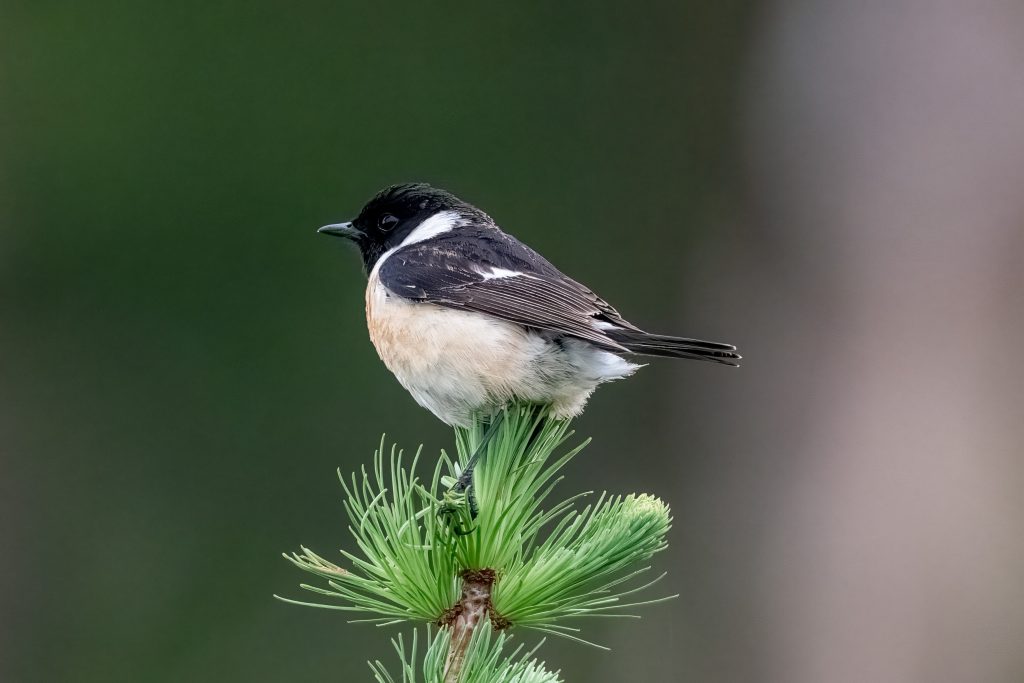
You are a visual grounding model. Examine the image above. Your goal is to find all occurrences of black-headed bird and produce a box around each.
[319,183,739,429]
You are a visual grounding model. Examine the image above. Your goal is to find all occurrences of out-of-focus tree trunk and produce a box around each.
[690,3,1024,682]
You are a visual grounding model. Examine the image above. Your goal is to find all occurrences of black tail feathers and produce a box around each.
[607,329,741,366]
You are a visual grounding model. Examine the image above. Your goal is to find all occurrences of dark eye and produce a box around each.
[379,214,399,231]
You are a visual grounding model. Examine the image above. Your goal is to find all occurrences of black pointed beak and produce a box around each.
[317,222,363,240]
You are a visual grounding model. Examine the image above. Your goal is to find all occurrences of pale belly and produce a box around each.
[364,275,638,426]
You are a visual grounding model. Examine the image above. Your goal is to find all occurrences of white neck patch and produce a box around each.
[370,210,462,280]
[399,210,461,248]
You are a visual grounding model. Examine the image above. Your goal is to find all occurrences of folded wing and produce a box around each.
[377,232,636,352]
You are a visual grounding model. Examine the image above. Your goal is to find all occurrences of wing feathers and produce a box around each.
[377,232,739,364]
[379,234,634,351]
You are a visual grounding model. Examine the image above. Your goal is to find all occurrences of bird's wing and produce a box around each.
[377,231,639,351]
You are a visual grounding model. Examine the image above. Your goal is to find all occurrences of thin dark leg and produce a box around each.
[438,411,506,534]
[450,410,505,495]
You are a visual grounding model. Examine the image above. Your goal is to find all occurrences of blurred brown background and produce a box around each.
[3,2,1023,682]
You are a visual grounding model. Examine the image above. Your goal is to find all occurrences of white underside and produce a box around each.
[365,276,640,427]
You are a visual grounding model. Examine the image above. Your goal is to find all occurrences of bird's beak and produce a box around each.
[317,221,364,240]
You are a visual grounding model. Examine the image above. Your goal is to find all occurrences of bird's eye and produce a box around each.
[379,214,399,231]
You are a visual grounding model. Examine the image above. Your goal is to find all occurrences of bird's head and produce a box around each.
[319,183,469,272]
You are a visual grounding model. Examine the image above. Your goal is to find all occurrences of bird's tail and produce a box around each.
[607,329,741,366]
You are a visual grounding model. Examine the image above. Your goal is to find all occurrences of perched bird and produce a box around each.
[319,183,739,428]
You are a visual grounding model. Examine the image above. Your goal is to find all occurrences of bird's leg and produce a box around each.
[438,411,505,534]
[451,409,505,497]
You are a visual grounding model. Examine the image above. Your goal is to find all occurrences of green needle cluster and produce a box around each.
[281,442,460,623]
[369,628,562,683]
[280,403,673,680]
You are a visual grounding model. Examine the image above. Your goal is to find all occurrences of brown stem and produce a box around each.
[443,569,496,683]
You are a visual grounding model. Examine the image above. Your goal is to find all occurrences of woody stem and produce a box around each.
[443,569,496,683]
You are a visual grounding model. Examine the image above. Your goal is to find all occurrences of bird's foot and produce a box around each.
[438,484,478,535]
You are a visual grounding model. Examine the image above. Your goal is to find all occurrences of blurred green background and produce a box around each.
[6,3,1024,683]
[2,3,752,682]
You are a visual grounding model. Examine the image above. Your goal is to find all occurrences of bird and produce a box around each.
[318,183,740,429]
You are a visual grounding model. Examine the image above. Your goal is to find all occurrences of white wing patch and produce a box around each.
[476,267,527,281]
